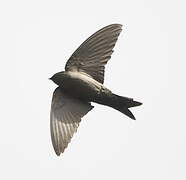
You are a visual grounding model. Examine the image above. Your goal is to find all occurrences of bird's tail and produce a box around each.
[108,93,142,120]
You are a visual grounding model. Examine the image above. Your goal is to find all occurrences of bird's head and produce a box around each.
[49,71,65,86]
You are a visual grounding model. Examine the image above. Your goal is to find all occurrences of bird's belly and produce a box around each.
[61,72,103,100]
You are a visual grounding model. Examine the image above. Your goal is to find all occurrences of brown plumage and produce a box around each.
[49,24,142,156]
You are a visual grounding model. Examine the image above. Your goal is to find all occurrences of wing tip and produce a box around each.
[106,23,123,29]
[107,23,122,27]
[53,144,67,156]
[55,151,61,156]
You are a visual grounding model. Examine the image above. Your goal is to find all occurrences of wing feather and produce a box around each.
[65,24,122,84]
[50,87,94,155]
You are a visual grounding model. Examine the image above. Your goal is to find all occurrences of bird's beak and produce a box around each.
[49,77,51,80]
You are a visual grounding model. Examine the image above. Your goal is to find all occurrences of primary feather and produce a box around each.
[65,24,122,84]
[50,87,93,155]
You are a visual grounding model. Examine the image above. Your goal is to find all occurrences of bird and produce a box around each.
[49,24,142,156]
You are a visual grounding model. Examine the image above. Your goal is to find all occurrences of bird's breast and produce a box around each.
[61,71,105,100]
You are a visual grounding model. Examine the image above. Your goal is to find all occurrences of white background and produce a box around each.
[0,0,186,179]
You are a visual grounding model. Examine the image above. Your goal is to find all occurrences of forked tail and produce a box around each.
[108,93,142,120]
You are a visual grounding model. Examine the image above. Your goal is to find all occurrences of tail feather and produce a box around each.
[118,107,136,120]
[121,97,142,108]
[109,94,142,120]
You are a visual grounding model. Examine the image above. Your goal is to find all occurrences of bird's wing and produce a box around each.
[50,87,94,156]
[65,24,122,84]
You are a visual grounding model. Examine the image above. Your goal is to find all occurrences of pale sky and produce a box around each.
[0,0,186,179]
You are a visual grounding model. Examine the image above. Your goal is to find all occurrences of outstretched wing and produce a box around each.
[50,87,94,156]
[65,24,122,84]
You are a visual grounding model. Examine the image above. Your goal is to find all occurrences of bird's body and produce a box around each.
[49,24,142,155]
[53,71,106,101]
